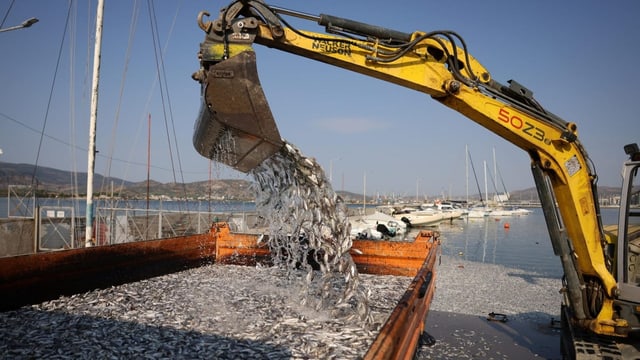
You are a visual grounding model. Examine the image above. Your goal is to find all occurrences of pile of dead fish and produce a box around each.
[0,264,410,359]
[250,141,369,323]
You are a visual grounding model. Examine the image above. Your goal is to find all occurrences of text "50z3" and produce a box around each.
[498,108,546,143]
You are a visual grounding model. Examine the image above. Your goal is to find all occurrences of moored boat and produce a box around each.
[488,206,533,217]
[349,211,407,239]
[392,207,444,227]
[466,205,491,218]
[435,202,464,220]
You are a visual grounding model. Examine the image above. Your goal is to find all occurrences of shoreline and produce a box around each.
[418,310,561,359]
[416,254,563,359]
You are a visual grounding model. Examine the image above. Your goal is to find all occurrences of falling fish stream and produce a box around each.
[249,140,370,324]
[210,130,370,322]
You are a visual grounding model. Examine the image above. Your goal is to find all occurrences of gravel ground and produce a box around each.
[0,254,563,359]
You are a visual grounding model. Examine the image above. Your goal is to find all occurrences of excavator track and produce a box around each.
[561,305,640,359]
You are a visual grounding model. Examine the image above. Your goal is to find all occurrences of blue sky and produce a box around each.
[1,1,638,199]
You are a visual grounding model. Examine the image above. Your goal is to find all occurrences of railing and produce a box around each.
[1,202,261,256]
[39,206,75,251]
[91,207,261,245]
[7,185,35,218]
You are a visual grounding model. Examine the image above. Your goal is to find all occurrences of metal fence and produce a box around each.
[56,207,261,249]
[2,196,261,255]
[91,207,260,245]
[7,185,35,218]
[39,206,76,251]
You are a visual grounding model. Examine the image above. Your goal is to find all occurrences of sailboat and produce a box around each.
[465,145,490,218]
[487,147,531,217]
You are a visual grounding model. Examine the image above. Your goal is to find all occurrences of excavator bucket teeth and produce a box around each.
[193,50,283,173]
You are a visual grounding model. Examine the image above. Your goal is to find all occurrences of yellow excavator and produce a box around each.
[191,1,640,358]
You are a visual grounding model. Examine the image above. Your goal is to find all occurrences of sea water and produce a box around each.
[431,207,621,278]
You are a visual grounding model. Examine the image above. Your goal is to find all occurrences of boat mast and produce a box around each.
[465,145,469,204]
[493,147,497,202]
[467,146,484,205]
[483,160,488,206]
[85,0,105,247]
[363,171,366,213]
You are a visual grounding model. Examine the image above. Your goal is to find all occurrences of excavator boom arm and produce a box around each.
[192,1,629,338]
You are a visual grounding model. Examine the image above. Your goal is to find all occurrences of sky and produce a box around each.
[1,1,639,199]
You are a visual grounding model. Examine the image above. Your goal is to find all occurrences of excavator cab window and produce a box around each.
[618,158,640,303]
[626,163,640,240]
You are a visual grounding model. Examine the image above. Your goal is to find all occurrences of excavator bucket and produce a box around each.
[193,50,283,173]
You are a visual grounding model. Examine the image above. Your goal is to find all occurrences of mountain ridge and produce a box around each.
[0,161,621,203]
[0,161,254,200]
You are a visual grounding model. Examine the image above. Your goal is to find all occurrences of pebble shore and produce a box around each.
[0,254,563,359]
[431,254,562,319]
[418,254,563,359]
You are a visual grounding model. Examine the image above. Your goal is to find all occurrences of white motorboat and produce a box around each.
[488,207,516,217]
[349,211,406,239]
[392,208,444,227]
[435,203,465,220]
[350,226,383,240]
[488,206,533,217]
[466,205,491,218]
[512,207,533,215]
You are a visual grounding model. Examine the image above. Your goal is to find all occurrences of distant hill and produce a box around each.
[0,162,254,200]
[507,185,621,203]
[121,179,254,200]
[0,162,135,192]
